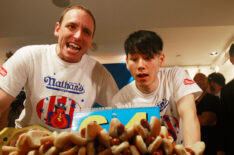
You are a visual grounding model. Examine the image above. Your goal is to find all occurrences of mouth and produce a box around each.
[137,73,149,80]
[66,42,82,51]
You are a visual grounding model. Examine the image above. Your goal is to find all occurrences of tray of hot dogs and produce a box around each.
[1,107,205,155]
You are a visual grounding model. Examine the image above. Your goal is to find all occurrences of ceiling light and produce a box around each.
[210,51,218,56]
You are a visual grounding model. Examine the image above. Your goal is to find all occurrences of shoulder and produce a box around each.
[82,55,103,68]
[18,44,53,51]
[159,66,185,76]
[80,55,115,83]
[158,66,189,83]
[111,82,134,107]
[15,44,54,56]
[113,82,134,98]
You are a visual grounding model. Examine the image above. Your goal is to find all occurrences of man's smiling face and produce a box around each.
[54,8,94,63]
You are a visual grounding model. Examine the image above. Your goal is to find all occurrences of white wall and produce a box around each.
[183,54,234,84]
[182,66,214,79]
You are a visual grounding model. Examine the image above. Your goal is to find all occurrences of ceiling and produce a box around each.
[1,0,234,67]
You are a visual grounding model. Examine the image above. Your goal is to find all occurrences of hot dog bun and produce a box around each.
[129,145,140,155]
[111,141,130,155]
[149,116,161,137]
[148,135,163,154]
[97,129,111,148]
[135,135,148,154]
[86,121,103,141]
[109,118,123,138]
[54,132,87,149]
[134,121,150,139]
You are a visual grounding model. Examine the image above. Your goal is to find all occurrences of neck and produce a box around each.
[136,78,159,94]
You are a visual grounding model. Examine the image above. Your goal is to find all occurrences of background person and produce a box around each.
[111,30,202,147]
[193,73,220,155]
[218,44,234,155]
[207,72,226,98]
[0,5,118,132]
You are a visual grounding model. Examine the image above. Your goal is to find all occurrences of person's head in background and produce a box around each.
[207,72,225,97]
[54,5,96,63]
[229,44,234,65]
[124,30,165,93]
[193,73,208,92]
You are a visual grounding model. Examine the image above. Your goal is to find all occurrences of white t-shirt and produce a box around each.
[111,67,202,144]
[0,44,119,132]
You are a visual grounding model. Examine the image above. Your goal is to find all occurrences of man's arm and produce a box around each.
[0,88,15,130]
[177,93,200,147]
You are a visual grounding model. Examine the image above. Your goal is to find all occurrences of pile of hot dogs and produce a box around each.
[2,117,205,155]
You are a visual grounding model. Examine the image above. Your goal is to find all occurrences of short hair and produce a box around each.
[124,30,163,58]
[208,72,225,87]
[229,44,234,57]
[59,5,96,36]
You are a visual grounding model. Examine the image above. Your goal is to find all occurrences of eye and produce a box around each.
[130,57,138,62]
[145,56,152,61]
[83,28,91,36]
[67,24,76,30]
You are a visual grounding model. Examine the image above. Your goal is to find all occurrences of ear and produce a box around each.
[159,53,165,67]
[230,57,234,65]
[126,56,130,70]
[88,41,93,49]
[54,22,60,37]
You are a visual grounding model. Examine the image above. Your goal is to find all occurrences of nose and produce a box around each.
[137,58,146,71]
[74,29,82,40]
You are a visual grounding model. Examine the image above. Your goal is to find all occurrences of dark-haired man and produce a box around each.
[111,30,202,147]
[207,72,225,98]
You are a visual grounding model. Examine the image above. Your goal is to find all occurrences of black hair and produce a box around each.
[208,72,225,87]
[124,30,163,58]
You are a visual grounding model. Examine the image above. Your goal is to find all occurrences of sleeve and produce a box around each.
[95,64,119,107]
[172,67,202,102]
[0,46,31,97]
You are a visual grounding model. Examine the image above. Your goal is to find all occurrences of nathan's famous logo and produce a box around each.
[36,96,81,129]
[158,98,169,112]
[44,76,85,94]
